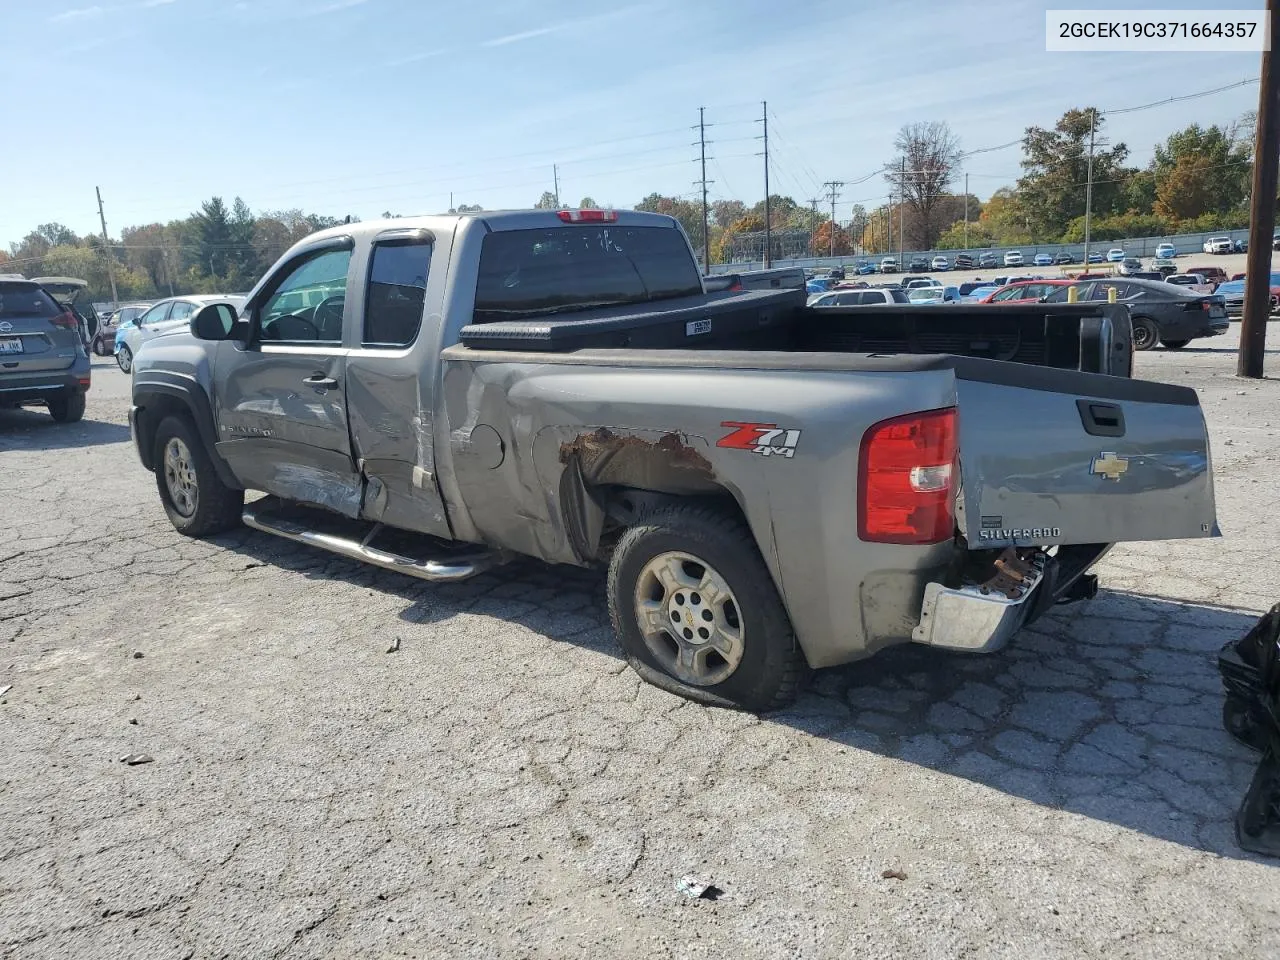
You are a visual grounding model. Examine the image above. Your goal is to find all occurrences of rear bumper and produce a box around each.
[0,359,90,405]
[911,544,1111,653]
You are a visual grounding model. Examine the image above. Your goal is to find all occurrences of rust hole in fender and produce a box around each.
[559,427,716,492]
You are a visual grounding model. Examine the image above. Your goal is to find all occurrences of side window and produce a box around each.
[363,241,432,347]
[168,301,197,323]
[258,248,351,344]
[991,287,1020,302]
[138,302,172,326]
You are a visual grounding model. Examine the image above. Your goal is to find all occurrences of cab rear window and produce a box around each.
[473,225,701,323]
[0,283,60,319]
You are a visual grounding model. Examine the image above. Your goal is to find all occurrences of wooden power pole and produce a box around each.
[1239,0,1279,378]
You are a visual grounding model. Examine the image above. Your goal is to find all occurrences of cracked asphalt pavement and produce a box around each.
[3,330,1280,959]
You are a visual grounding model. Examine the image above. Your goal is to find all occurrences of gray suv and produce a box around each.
[0,279,91,422]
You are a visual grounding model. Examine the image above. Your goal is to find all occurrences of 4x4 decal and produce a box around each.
[717,421,802,458]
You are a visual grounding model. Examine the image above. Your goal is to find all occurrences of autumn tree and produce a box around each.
[809,221,853,257]
[1152,123,1250,221]
[884,121,962,250]
[711,199,745,229]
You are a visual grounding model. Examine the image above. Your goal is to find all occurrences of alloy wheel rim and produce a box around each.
[163,437,198,517]
[633,551,744,687]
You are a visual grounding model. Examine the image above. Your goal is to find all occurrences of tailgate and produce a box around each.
[952,359,1217,546]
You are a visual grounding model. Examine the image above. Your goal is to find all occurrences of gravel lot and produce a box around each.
[3,327,1280,959]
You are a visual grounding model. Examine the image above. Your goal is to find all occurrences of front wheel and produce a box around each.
[607,503,807,712]
[1131,316,1159,351]
[1161,339,1189,350]
[116,345,133,373]
[152,415,243,537]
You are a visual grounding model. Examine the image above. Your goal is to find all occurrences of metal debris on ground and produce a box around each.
[132,651,144,659]
[881,869,908,881]
[120,753,154,766]
[0,684,11,698]
[386,637,402,654]
[676,875,724,900]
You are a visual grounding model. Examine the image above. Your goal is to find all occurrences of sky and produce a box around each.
[0,0,1266,248]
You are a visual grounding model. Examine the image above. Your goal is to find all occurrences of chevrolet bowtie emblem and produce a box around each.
[1091,451,1129,481]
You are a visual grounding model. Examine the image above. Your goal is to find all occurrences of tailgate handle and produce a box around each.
[1076,399,1125,437]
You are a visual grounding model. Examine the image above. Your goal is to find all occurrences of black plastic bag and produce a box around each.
[1224,603,1280,857]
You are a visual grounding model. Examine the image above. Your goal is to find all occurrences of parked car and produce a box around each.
[1105,248,1125,263]
[1233,237,1249,253]
[1087,252,1104,264]
[33,276,101,348]
[1212,274,1280,318]
[980,279,1074,304]
[953,253,975,270]
[806,278,833,295]
[1166,273,1210,290]
[812,288,910,306]
[0,277,91,422]
[930,256,949,271]
[1044,277,1229,350]
[879,257,898,273]
[129,209,1218,710]
[960,285,1000,302]
[1151,258,1178,275]
[1033,253,1053,267]
[1203,236,1233,255]
[1273,232,1280,251]
[1053,251,1077,264]
[1183,265,1229,289]
[903,277,935,289]
[1119,258,1144,276]
[905,285,960,303]
[1003,250,1024,267]
[957,281,990,296]
[92,301,151,356]
[907,257,930,272]
[1127,272,1165,282]
[856,260,878,275]
[1155,242,1176,259]
[977,252,999,268]
[115,295,247,374]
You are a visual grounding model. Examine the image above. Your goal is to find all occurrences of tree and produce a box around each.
[884,121,963,250]
[634,193,707,254]
[228,197,260,283]
[534,191,559,209]
[809,221,852,256]
[194,197,233,279]
[1152,123,1250,221]
[847,205,869,249]
[578,196,597,208]
[121,223,169,291]
[1017,108,1129,239]
[36,223,79,248]
[711,199,745,229]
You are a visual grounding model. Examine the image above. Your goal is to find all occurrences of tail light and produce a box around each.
[858,408,958,544]
[557,209,617,223]
[51,311,78,329]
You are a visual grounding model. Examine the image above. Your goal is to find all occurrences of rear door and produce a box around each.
[952,361,1217,546]
[0,281,79,373]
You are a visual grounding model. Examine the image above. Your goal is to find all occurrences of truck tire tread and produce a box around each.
[153,414,243,538]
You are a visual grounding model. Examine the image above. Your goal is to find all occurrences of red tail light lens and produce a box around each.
[556,209,617,223]
[858,407,958,544]
[51,311,78,329]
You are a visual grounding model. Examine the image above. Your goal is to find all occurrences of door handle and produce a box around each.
[302,374,339,390]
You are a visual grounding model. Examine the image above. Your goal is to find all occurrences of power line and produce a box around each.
[1104,78,1260,116]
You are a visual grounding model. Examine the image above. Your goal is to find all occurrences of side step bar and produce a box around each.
[243,499,496,583]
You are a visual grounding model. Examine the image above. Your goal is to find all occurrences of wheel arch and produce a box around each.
[132,378,240,489]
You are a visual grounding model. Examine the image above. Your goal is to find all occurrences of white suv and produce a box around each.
[1003,250,1024,267]
[1203,236,1233,254]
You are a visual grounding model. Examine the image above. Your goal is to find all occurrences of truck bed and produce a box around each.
[458,290,1132,376]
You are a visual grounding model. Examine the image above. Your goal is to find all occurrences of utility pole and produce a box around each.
[823,180,844,258]
[1240,0,1278,378]
[95,186,119,308]
[1082,109,1097,273]
[898,158,906,263]
[696,106,713,274]
[963,172,970,251]
[552,165,560,208]
[161,248,175,297]
[755,101,772,267]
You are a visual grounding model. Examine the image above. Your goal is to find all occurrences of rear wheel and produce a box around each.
[152,415,243,537]
[608,502,807,712]
[1131,316,1159,351]
[91,337,106,356]
[47,390,85,423]
[1161,339,1189,350]
[116,345,133,373]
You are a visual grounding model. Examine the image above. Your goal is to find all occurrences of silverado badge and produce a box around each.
[1091,451,1129,481]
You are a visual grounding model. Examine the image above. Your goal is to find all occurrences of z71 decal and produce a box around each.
[718,421,802,458]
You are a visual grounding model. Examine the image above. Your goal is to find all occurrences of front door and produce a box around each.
[214,243,363,517]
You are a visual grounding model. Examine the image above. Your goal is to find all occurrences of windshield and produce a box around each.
[0,282,61,319]
[473,225,700,322]
[908,288,942,302]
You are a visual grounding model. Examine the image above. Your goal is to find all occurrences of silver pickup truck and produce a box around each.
[130,209,1218,711]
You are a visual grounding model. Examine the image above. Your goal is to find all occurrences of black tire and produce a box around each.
[1161,339,1189,350]
[116,345,133,373]
[47,390,86,423]
[607,502,807,712]
[91,337,105,357]
[1131,316,1159,351]
[152,414,243,537]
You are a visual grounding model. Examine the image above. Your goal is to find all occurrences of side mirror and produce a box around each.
[191,303,240,341]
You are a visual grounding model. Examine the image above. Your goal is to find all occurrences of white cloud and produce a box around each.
[481,25,561,48]
[50,6,106,22]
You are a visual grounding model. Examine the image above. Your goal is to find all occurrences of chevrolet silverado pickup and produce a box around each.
[129,209,1218,711]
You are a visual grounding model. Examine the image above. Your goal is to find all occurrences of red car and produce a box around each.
[980,279,1075,304]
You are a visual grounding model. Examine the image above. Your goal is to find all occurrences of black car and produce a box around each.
[953,253,975,270]
[1044,277,1229,350]
[978,252,999,268]
[1053,251,1077,264]
[907,257,929,272]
